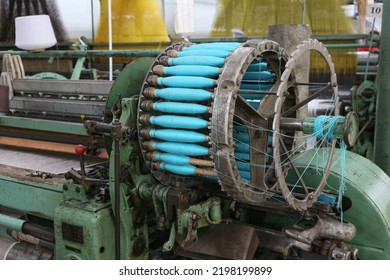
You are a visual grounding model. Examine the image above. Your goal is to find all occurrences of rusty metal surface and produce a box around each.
[178,223,259,260]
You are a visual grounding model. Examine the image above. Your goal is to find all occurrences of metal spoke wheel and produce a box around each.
[272,39,339,211]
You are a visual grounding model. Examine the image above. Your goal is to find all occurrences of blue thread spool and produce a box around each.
[153,152,192,165]
[233,133,249,143]
[152,102,209,115]
[235,152,250,161]
[240,83,273,91]
[240,94,265,100]
[237,161,251,172]
[167,56,225,67]
[158,162,196,176]
[248,101,260,109]
[149,141,209,156]
[235,142,250,153]
[154,65,221,77]
[182,42,240,52]
[243,71,274,81]
[175,50,230,58]
[239,170,251,181]
[145,88,212,101]
[233,125,248,132]
[149,115,208,130]
[247,62,270,72]
[148,128,208,143]
[155,76,217,89]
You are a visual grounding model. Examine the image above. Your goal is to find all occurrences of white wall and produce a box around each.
[55,0,100,40]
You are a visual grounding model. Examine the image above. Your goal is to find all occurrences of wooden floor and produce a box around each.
[0,146,105,174]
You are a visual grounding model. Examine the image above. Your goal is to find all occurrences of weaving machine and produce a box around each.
[0,36,388,260]
[0,0,389,260]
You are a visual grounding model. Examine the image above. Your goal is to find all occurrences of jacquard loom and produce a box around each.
[0,0,389,260]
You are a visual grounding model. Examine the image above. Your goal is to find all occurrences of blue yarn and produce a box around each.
[313,115,344,139]
[312,115,347,221]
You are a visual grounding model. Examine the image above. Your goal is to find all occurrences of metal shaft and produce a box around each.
[112,121,121,260]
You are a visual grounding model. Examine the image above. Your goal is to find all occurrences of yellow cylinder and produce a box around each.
[96,0,170,46]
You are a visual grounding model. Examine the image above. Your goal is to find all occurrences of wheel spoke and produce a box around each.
[282,83,332,117]
[235,95,267,126]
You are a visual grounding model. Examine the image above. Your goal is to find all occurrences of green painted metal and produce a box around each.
[176,198,222,248]
[0,213,24,232]
[62,181,90,202]
[54,202,115,260]
[0,174,64,219]
[291,148,390,259]
[29,72,68,80]
[104,57,154,154]
[70,57,87,80]
[107,97,149,259]
[177,198,221,232]
[351,80,376,160]
[0,116,89,136]
[0,50,162,58]
[374,1,390,175]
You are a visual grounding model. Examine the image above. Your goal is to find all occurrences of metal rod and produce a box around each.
[279,138,309,195]
[112,121,121,260]
[356,116,374,140]
[0,50,162,58]
[0,213,24,232]
[282,83,332,117]
[91,0,95,43]
[293,82,330,86]
[108,0,113,81]
[279,117,303,131]
[238,90,277,95]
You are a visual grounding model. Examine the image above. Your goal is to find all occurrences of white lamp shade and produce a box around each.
[15,15,57,51]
